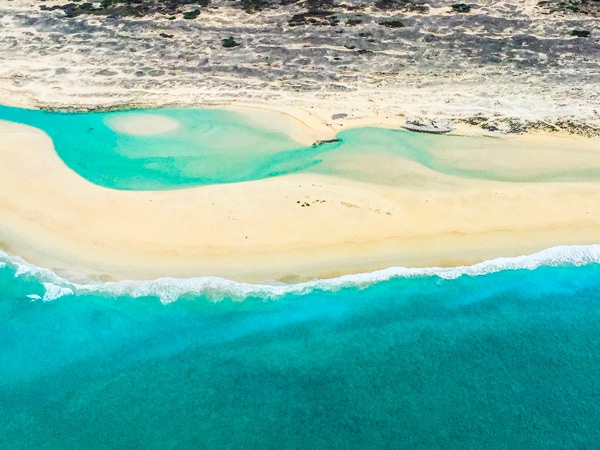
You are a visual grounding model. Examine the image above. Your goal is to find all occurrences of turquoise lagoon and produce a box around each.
[1,105,600,448]
[1,104,596,190]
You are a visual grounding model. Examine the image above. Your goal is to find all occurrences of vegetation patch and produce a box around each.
[289,10,339,26]
[241,0,268,13]
[374,0,429,14]
[571,29,591,37]
[183,9,200,19]
[379,19,404,28]
[451,3,471,13]
[537,0,600,17]
[222,36,241,48]
[45,0,212,19]
[345,16,363,26]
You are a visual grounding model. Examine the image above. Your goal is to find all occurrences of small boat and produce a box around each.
[401,120,454,134]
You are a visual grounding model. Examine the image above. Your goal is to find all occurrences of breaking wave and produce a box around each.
[1,245,599,304]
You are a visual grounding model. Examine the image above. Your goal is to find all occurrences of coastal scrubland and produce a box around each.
[0,0,598,133]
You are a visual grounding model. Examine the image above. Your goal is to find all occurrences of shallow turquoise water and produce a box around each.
[0,104,335,190]
[1,254,600,448]
[2,104,598,190]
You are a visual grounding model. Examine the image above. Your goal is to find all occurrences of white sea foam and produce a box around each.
[1,245,599,304]
[41,283,75,301]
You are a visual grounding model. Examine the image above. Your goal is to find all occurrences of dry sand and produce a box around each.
[0,106,599,284]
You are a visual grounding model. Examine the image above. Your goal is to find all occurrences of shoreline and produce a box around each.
[2,245,600,303]
[0,103,599,285]
[1,88,599,139]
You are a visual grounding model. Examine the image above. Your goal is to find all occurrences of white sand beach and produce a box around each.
[0,106,599,283]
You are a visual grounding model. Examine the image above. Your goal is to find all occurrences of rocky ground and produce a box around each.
[0,0,599,134]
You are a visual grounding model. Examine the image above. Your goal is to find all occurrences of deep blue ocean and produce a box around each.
[1,105,600,448]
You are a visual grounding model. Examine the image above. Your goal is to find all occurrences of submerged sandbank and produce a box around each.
[103,113,181,136]
[0,105,599,284]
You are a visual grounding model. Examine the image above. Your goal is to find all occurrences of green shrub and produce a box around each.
[183,9,200,19]
[379,19,404,28]
[452,3,471,12]
[222,36,240,48]
[571,29,591,37]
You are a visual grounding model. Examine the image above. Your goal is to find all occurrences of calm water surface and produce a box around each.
[2,104,597,190]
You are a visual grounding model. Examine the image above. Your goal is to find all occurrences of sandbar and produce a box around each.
[0,106,599,284]
[103,113,181,136]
